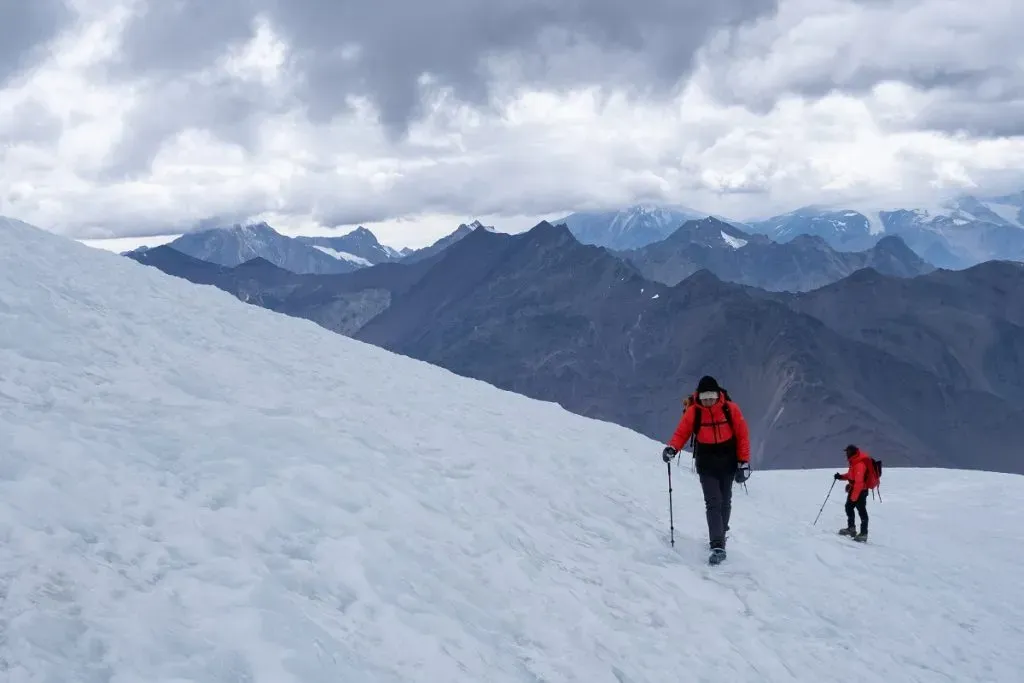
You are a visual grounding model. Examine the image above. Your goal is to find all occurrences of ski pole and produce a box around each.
[667,461,675,547]
[813,478,837,526]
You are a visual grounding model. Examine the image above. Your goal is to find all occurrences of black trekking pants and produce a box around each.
[845,491,869,533]
[699,471,734,549]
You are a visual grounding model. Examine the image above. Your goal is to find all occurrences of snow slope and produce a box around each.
[2,218,1023,682]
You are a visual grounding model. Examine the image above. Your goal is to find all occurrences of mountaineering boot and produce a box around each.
[708,548,727,565]
[838,527,856,536]
[853,531,868,543]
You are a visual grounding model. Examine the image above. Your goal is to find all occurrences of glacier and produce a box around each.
[1,217,1023,682]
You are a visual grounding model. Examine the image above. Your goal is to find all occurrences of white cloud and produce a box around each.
[2,0,1024,247]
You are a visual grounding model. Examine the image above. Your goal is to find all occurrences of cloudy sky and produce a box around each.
[2,0,1024,249]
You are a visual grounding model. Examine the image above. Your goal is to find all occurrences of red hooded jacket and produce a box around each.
[838,448,872,500]
[667,394,750,463]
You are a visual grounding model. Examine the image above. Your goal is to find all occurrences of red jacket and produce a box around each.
[667,394,750,463]
[839,449,872,499]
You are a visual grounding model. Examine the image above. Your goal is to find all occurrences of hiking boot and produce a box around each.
[838,527,856,536]
[853,532,868,543]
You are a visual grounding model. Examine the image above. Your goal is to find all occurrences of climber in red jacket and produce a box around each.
[662,375,751,560]
[835,444,873,542]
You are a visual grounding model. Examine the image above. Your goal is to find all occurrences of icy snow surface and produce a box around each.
[1,218,1023,682]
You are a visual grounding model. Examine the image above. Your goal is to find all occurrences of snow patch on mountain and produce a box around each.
[312,245,373,266]
[721,231,747,249]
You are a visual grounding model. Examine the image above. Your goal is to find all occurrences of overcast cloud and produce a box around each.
[2,0,1024,246]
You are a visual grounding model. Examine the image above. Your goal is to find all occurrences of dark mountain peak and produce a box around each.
[233,256,290,274]
[398,222,485,264]
[416,218,513,267]
[874,234,907,249]
[678,215,723,233]
[695,215,739,230]
[522,220,576,247]
[787,233,832,249]
[672,267,739,298]
[125,244,231,284]
[177,220,283,244]
[230,221,278,235]
[128,243,207,267]
[341,226,382,246]
[871,234,923,259]
[657,216,752,249]
[458,221,510,247]
[845,266,886,283]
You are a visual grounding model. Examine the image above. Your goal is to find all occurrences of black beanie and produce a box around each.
[845,444,858,458]
[696,375,720,394]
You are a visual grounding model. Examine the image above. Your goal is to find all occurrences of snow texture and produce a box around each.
[1,217,1023,682]
[720,230,747,249]
[312,244,374,266]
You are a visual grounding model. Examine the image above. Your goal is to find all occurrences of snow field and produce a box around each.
[0,218,1022,682]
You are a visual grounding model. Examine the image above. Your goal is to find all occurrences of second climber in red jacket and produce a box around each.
[835,444,872,542]
[662,375,751,561]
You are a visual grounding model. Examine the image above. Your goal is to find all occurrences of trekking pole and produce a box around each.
[812,479,837,526]
[667,461,675,547]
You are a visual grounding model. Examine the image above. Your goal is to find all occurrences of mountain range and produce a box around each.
[125,219,1024,474]
[551,194,1024,269]
[135,219,485,275]
[742,193,1024,269]
[121,188,1024,282]
[615,217,934,291]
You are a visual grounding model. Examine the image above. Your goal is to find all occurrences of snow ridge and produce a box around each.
[1,218,1023,682]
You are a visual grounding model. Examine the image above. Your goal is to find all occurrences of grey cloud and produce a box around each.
[0,0,73,85]
[915,77,1024,138]
[109,0,777,146]
[98,74,278,179]
[296,144,680,228]
[700,0,1024,137]
[0,98,62,144]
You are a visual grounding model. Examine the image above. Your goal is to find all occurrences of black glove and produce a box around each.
[834,472,843,481]
[662,446,677,462]
[735,462,751,483]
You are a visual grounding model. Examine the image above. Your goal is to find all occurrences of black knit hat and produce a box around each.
[845,444,858,458]
[696,375,720,394]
